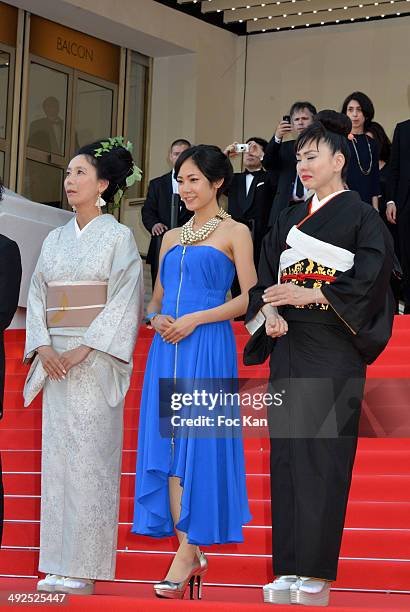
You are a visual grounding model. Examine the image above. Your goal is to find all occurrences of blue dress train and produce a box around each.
[132,245,251,545]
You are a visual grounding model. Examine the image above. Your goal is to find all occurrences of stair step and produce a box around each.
[1,549,409,590]
[2,447,409,475]
[4,471,410,503]
[5,495,410,530]
[4,520,410,560]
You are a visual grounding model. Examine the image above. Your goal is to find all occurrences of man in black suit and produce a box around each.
[0,181,22,547]
[386,119,410,313]
[142,139,193,288]
[263,101,317,227]
[224,137,277,298]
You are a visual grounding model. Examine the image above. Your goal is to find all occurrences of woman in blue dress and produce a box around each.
[132,145,257,600]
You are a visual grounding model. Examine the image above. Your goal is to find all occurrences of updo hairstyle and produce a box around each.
[174,144,234,199]
[295,110,352,180]
[77,140,134,204]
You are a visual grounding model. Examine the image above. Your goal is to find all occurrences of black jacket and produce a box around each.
[263,137,298,227]
[0,235,22,419]
[387,119,410,210]
[141,172,193,263]
[226,169,277,261]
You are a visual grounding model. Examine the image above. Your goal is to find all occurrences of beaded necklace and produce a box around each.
[180,208,231,245]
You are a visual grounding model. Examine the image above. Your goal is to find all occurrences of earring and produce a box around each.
[95,194,106,208]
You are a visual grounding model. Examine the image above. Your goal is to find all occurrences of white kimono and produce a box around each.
[24,214,144,580]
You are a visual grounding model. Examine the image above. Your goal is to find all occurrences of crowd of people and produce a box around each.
[143,92,409,314]
[0,90,407,607]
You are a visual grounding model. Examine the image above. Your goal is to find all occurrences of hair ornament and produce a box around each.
[94,136,133,157]
[93,136,142,209]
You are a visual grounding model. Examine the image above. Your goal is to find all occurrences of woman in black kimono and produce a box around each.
[244,111,395,607]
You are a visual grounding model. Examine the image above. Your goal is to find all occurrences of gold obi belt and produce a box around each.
[46,281,108,328]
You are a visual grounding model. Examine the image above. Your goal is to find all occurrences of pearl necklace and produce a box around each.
[180,208,231,245]
[351,134,373,176]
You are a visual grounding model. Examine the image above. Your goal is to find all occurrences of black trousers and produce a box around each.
[268,320,365,581]
[397,203,410,311]
[148,235,164,290]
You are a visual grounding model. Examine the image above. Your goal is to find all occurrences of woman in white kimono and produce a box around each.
[24,138,144,595]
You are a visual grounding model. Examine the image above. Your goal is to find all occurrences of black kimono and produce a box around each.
[0,234,22,547]
[244,190,394,581]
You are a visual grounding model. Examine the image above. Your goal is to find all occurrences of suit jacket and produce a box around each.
[141,172,193,263]
[263,137,298,227]
[387,119,410,210]
[226,169,277,262]
[0,235,22,419]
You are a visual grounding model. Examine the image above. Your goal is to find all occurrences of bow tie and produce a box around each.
[245,169,258,176]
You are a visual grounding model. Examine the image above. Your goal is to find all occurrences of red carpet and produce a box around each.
[1,318,410,609]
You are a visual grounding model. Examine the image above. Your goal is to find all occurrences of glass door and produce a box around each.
[23,57,117,208]
[0,43,15,186]
[73,75,116,149]
[24,58,71,207]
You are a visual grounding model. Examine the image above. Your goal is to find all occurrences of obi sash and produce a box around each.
[46,281,107,328]
[279,226,355,283]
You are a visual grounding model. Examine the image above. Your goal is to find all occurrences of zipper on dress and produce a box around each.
[171,246,186,462]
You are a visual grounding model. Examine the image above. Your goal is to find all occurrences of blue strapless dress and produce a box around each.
[132,245,251,545]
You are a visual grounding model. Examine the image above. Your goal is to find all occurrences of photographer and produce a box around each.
[263,101,316,227]
[224,137,277,298]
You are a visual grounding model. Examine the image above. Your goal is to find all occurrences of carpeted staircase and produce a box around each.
[1,318,410,610]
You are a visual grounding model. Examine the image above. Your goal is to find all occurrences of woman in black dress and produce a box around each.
[367,121,401,311]
[342,92,380,209]
[245,111,394,607]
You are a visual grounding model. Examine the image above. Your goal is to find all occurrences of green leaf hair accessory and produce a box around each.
[113,188,124,209]
[94,136,134,158]
[126,163,142,188]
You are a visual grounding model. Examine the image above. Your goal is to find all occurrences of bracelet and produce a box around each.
[145,312,159,326]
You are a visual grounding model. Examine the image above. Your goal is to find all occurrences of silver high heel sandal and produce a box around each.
[154,551,208,600]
